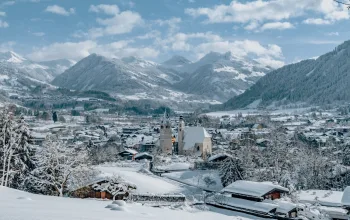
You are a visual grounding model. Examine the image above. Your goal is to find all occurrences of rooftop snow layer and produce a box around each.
[221,180,289,199]
[182,127,211,150]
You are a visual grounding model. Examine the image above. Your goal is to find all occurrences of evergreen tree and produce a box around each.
[0,110,33,188]
[219,157,244,187]
[52,112,58,123]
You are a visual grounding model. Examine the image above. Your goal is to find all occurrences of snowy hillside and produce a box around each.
[52,54,184,96]
[222,40,350,109]
[174,52,272,101]
[53,52,272,103]
[0,51,74,83]
[0,186,252,220]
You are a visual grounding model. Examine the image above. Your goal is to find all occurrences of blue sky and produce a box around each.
[0,0,349,68]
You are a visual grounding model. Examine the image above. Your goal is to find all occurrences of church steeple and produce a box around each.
[178,115,185,154]
[159,110,172,154]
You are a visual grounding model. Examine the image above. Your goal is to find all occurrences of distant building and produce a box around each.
[159,112,172,154]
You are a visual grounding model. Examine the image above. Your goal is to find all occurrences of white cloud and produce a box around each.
[303,18,331,25]
[89,4,142,38]
[28,41,97,61]
[89,4,119,15]
[185,0,349,25]
[244,21,259,30]
[1,1,15,7]
[27,40,159,62]
[161,32,222,51]
[0,20,9,28]
[0,41,15,52]
[154,17,182,34]
[92,42,159,59]
[0,12,6,17]
[260,22,294,31]
[194,40,282,59]
[308,40,342,44]
[326,32,339,36]
[72,30,89,39]
[136,30,161,40]
[254,57,285,69]
[32,32,45,37]
[45,5,75,16]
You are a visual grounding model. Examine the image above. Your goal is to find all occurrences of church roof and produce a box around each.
[183,127,211,150]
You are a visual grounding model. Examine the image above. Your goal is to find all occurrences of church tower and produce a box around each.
[159,111,173,154]
[177,115,185,155]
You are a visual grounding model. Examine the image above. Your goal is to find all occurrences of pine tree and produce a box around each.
[0,110,33,188]
[52,112,58,123]
[219,157,244,187]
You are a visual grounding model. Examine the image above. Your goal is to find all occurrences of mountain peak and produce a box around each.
[163,55,191,66]
[0,51,26,63]
[121,56,157,68]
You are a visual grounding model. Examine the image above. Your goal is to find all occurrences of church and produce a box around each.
[159,114,212,159]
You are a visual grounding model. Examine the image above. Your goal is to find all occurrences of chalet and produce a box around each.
[220,180,289,202]
[134,152,153,161]
[119,149,138,160]
[69,177,136,200]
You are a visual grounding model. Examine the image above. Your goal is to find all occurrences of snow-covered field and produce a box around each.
[163,170,223,192]
[0,186,253,220]
[96,164,182,195]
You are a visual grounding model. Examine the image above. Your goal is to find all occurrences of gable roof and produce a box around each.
[342,186,350,207]
[183,127,211,150]
[221,180,289,199]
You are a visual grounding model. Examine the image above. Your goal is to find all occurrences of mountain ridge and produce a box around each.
[220,40,350,110]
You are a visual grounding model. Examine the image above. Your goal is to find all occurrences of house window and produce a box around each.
[197,146,200,151]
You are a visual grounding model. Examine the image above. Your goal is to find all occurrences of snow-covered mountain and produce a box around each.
[38,59,76,78]
[52,52,273,103]
[174,52,273,101]
[222,40,350,109]
[52,54,184,96]
[0,51,75,82]
[162,55,192,67]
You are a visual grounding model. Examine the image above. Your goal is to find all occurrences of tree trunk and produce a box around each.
[4,150,13,187]
[1,123,7,186]
[1,150,7,186]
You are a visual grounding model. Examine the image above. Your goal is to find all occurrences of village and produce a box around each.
[0,103,344,220]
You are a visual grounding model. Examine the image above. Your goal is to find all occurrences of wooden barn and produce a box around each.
[69,178,136,200]
[220,180,289,202]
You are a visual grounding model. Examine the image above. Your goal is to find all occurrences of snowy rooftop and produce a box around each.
[298,190,343,207]
[341,186,350,207]
[182,127,211,150]
[207,153,232,162]
[221,180,289,199]
[212,195,278,214]
[134,152,152,159]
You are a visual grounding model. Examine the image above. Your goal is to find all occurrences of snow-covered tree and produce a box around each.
[93,175,136,200]
[0,109,33,188]
[28,136,89,196]
[219,157,244,187]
